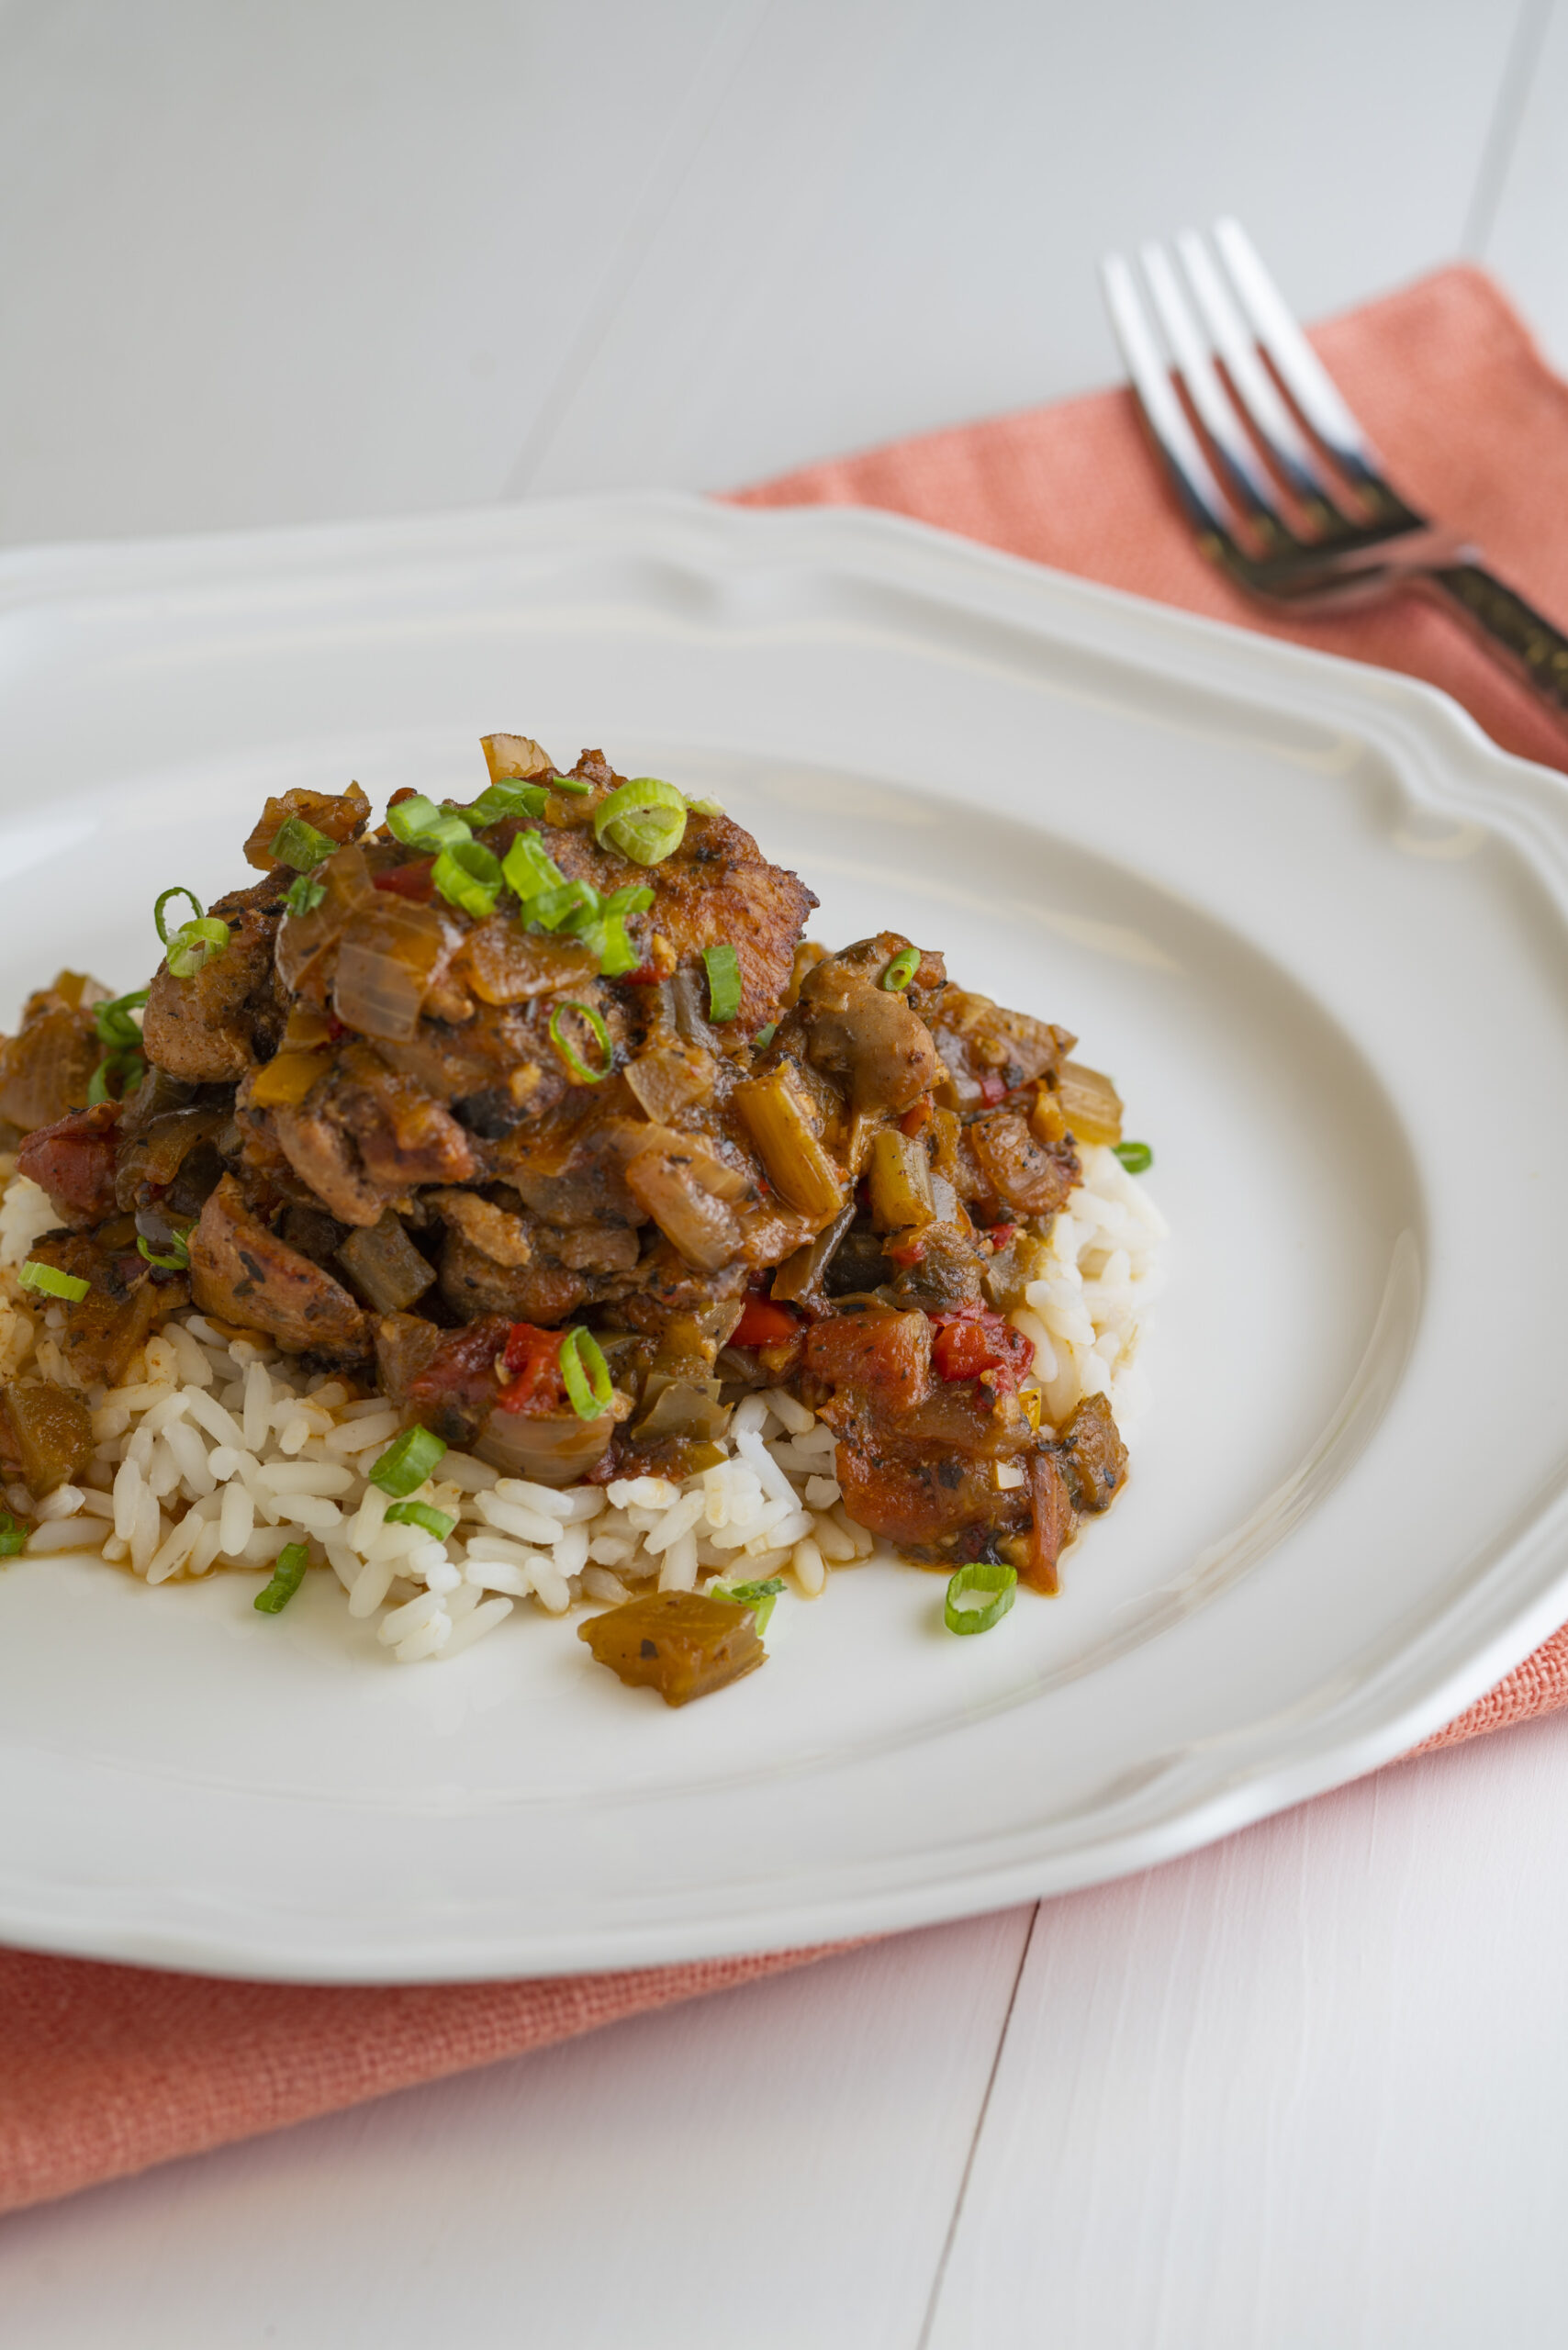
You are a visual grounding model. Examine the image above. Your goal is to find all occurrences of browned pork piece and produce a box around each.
[0,732,1137,1630]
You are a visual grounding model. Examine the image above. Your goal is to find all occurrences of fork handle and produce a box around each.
[1428,565,1568,726]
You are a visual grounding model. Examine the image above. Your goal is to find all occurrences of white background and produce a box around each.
[3,4,1568,2342]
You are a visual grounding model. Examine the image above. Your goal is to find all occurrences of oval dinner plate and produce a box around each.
[0,491,1565,1982]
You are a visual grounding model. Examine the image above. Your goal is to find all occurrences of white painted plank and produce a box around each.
[0,0,755,543]
[924,1710,1568,2350]
[515,0,1529,498]
[0,1907,1032,2350]
[1481,0,1568,370]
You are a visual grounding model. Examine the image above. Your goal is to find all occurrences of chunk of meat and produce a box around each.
[189,1175,367,1355]
[425,1188,532,1267]
[798,952,942,1116]
[924,989,1074,1112]
[330,1046,476,1189]
[832,1421,1029,1556]
[17,1102,121,1228]
[966,1108,1079,1220]
[1024,1451,1074,1594]
[242,782,370,871]
[1055,1392,1127,1513]
[267,1101,386,1226]
[142,894,286,1082]
[25,1225,188,1388]
[801,1307,934,1418]
[438,1226,589,1325]
[0,977,102,1132]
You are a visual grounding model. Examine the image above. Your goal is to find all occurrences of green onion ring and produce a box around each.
[93,989,149,1049]
[270,815,339,871]
[386,794,451,846]
[558,1327,613,1420]
[165,916,231,979]
[137,1229,190,1272]
[753,1022,777,1051]
[880,945,920,991]
[702,942,741,1022]
[431,837,503,919]
[0,1510,28,1556]
[253,1540,311,1613]
[501,829,566,904]
[548,772,593,796]
[87,1047,145,1106]
[592,777,689,867]
[153,886,204,945]
[383,1498,457,1540]
[18,1260,90,1303]
[944,1558,1018,1636]
[463,779,550,825]
[709,1575,784,1633]
[1113,1140,1154,1174]
[368,1425,448,1498]
[549,1000,613,1084]
[284,871,327,918]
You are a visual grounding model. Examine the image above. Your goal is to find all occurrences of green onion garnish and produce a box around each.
[710,1575,784,1632]
[592,778,688,867]
[270,815,339,872]
[464,779,550,825]
[431,837,503,920]
[944,1558,1018,1636]
[285,871,327,918]
[702,942,741,1023]
[685,796,723,817]
[87,1048,145,1106]
[548,772,593,796]
[549,1000,613,1084]
[0,1511,28,1557]
[527,877,600,934]
[596,885,654,978]
[94,989,149,1049]
[153,885,203,945]
[559,1326,613,1420]
[386,794,453,846]
[501,830,565,903]
[1113,1140,1154,1174]
[881,946,920,991]
[165,916,231,979]
[383,1499,457,1540]
[368,1424,448,1498]
[253,1539,310,1613]
[19,1260,90,1303]
[753,1023,777,1050]
[137,1229,190,1272]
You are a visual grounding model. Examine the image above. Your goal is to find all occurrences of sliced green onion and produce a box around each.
[368,1424,448,1498]
[285,871,327,918]
[154,886,203,945]
[138,1229,190,1272]
[881,946,920,992]
[944,1558,1017,1636]
[270,815,339,871]
[463,780,550,825]
[685,796,723,817]
[94,989,149,1049]
[528,877,600,934]
[549,1000,613,1085]
[710,1574,784,1633]
[548,772,593,796]
[593,777,688,867]
[254,1539,310,1614]
[431,837,503,920]
[87,1047,145,1106]
[753,1023,777,1050]
[501,830,566,903]
[386,794,465,847]
[1113,1140,1154,1175]
[19,1260,90,1303]
[559,1326,613,1420]
[383,1499,457,1540]
[0,1511,28,1557]
[166,917,230,979]
[702,942,741,1022]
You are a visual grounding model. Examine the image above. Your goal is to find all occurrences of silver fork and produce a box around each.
[1101,218,1568,730]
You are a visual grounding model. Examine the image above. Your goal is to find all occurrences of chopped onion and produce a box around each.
[332,897,450,1041]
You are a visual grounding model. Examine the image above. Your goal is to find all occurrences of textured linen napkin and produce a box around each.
[5,263,1568,2221]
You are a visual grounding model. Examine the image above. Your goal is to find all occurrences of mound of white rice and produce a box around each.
[0,1143,1166,1662]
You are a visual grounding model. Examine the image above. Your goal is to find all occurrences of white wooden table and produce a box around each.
[3,6,1568,2341]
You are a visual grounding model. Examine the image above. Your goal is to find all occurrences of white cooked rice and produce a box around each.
[0,1142,1165,1662]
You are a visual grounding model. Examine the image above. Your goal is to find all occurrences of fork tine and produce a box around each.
[1211,218,1385,491]
[1174,229,1342,512]
[1138,240,1283,523]
[1099,252,1240,543]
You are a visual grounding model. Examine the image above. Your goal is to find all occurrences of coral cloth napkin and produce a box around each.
[6,263,1568,2222]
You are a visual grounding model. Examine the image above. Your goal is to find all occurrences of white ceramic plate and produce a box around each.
[1,491,1566,1982]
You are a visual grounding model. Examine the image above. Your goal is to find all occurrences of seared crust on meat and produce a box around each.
[189,1175,368,1356]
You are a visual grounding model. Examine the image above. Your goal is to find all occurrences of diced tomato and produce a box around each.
[900,1100,932,1138]
[930,1307,1033,1391]
[373,856,436,901]
[495,1320,566,1415]
[979,1072,1007,1106]
[883,1231,927,1269]
[619,963,662,987]
[987,1223,1018,1250]
[734,1296,803,1349]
